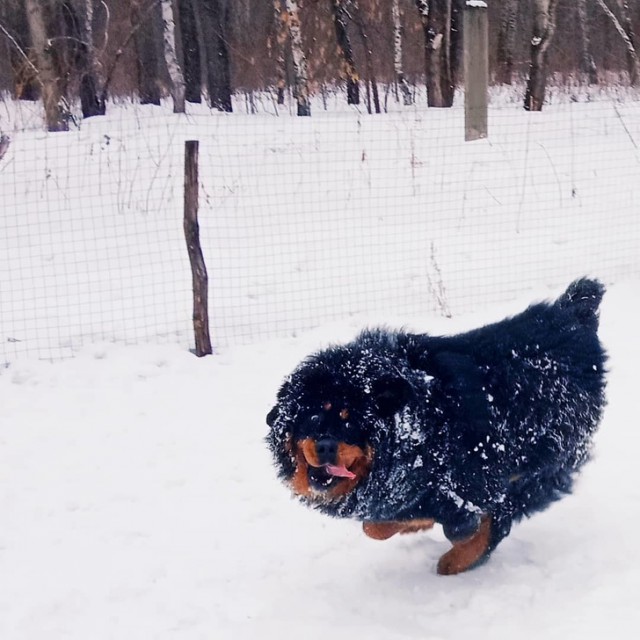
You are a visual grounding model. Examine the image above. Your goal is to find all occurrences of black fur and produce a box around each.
[267,278,607,565]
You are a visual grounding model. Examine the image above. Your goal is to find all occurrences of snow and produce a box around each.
[2,96,640,360]
[1,95,640,638]
[1,283,639,639]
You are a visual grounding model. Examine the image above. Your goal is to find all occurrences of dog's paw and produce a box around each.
[437,516,492,575]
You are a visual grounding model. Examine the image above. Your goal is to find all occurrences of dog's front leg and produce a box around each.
[437,515,492,575]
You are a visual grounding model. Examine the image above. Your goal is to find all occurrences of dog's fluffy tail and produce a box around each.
[557,278,605,330]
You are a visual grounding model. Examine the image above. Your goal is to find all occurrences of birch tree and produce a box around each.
[524,0,559,111]
[25,0,69,131]
[392,0,412,105]
[160,0,185,113]
[283,0,310,116]
[331,0,359,105]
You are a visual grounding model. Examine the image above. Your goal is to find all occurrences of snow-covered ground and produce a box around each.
[1,93,640,638]
[1,280,639,639]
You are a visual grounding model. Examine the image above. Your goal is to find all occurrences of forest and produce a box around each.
[0,0,639,131]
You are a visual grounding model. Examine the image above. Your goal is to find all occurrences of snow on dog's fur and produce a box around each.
[267,279,607,574]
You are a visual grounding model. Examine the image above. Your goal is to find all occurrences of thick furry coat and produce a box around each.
[266,279,607,570]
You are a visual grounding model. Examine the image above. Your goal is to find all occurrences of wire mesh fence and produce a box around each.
[1,88,639,364]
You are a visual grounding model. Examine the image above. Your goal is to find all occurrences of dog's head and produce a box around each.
[266,333,417,505]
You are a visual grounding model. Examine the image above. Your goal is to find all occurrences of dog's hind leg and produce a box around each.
[437,516,493,575]
[363,519,435,540]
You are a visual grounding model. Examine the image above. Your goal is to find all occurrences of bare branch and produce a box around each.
[0,20,40,81]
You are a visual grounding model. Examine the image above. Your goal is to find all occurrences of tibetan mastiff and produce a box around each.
[266,278,607,574]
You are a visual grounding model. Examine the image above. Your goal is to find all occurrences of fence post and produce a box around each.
[464,1,489,141]
[183,140,212,356]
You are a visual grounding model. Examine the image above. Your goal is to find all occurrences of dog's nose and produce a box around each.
[315,437,338,465]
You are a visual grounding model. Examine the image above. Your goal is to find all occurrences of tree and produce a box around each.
[132,0,162,105]
[283,0,311,116]
[416,0,454,108]
[25,0,69,131]
[177,0,202,103]
[618,0,639,86]
[0,1,39,101]
[352,1,380,113]
[576,0,598,85]
[496,0,517,85]
[594,0,640,86]
[70,0,106,117]
[524,0,559,112]
[331,0,359,105]
[392,0,412,105]
[272,0,289,105]
[160,0,185,113]
[199,0,233,112]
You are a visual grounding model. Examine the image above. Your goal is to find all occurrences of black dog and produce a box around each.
[266,279,607,574]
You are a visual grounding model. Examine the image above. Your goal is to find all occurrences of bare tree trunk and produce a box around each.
[199,0,233,112]
[132,0,162,105]
[353,1,379,113]
[424,0,453,108]
[74,0,106,117]
[576,0,598,84]
[449,0,463,87]
[524,0,558,112]
[618,0,639,85]
[272,0,288,105]
[415,0,429,97]
[594,0,640,86]
[392,0,412,105]
[283,0,310,116]
[331,0,359,105]
[25,0,69,131]
[2,3,40,101]
[178,0,202,102]
[496,0,517,85]
[160,0,185,112]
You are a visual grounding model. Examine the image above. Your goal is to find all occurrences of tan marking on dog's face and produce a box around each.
[437,516,492,575]
[298,438,321,468]
[290,444,312,496]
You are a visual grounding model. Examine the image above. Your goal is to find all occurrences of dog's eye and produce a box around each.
[339,408,350,421]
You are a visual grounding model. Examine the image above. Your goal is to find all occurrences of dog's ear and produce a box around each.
[266,405,279,427]
[371,376,412,417]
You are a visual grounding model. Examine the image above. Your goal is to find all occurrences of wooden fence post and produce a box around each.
[183,140,212,356]
[464,1,489,141]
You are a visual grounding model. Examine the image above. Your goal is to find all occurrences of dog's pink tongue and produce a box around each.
[325,464,357,479]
